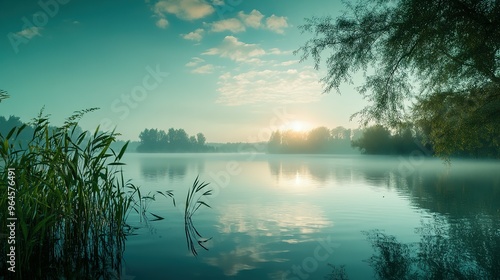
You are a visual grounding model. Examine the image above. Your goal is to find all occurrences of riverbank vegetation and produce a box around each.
[0,94,211,279]
[0,107,133,279]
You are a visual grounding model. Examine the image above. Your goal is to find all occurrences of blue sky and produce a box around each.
[1,0,367,142]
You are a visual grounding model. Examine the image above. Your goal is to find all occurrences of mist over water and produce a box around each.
[120,154,500,279]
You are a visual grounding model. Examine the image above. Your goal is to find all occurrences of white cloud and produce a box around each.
[156,18,169,28]
[216,68,322,105]
[191,64,215,74]
[265,15,288,34]
[238,10,264,29]
[211,0,224,5]
[185,57,205,67]
[182,28,204,41]
[17,27,43,39]
[153,0,214,21]
[211,18,245,33]
[198,9,287,34]
[203,36,266,63]
[268,48,282,55]
[186,57,214,74]
[276,60,299,66]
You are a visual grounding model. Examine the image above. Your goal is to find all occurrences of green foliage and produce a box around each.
[352,125,393,154]
[296,0,500,157]
[413,85,500,158]
[0,109,134,279]
[351,124,427,155]
[297,0,500,123]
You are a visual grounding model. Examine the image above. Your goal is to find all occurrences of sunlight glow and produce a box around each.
[282,120,312,132]
[291,121,305,132]
[294,171,302,185]
[273,168,319,191]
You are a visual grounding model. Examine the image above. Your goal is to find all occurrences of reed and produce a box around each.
[184,176,212,257]
[0,93,211,278]
[0,109,135,279]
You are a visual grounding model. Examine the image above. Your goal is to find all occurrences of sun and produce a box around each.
[291,121,305,132]
[282,120,311,132]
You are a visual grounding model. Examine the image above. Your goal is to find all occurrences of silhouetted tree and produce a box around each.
[268,131,282,153]
[189,136,197,148]
[267,126,360,154]
[281,130,307,153]
[392,125,417,154]
[0,115,82,148]
[138,128,163,152]
[0,115,23,136]
[352,125,393,154]
[196,133,206,146]
[308,126,331,153]
[296,0,500,158]
[137,128,212,152]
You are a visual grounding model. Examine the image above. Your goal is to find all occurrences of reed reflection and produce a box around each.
[362,214,500,280]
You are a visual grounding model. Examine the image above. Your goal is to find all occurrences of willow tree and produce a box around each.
[296,0,500,157]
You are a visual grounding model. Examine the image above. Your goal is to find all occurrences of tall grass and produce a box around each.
[0,109,135,279]
[0,94,214,278]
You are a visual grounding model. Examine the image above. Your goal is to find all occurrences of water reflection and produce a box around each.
[322,159,500,279]
[401,170,500,218]
[267,156,406,189]
[139,155,205,181]
[361,214,500,280]
[205,203,333,276]
[268,157,353,188]
[123,154,500,279]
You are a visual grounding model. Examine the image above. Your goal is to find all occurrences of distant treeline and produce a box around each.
[1,115,31,143]
[6,114,492,157]
[137,128,214,152]
[136,128,269,153]
[268,126,361,154]
[0,115,86,146]
[267,125,434,155]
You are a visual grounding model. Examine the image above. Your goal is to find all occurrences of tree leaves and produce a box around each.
[297,0,500,158]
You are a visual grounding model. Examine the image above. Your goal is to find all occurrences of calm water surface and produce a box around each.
[120,153,500,279]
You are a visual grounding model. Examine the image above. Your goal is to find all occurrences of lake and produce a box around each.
[119,153,500,279]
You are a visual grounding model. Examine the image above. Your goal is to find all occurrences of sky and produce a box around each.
[0,0,368,142]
